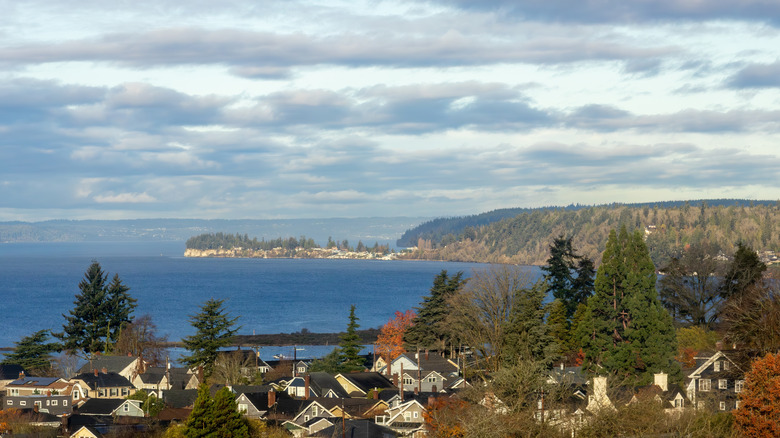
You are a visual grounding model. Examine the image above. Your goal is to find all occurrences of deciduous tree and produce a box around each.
[735,352,780,437]
[376,309,416,366]
[115,314,168,367]
[181,299,240,377]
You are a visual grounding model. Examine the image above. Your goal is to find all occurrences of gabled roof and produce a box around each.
[309,372,350,398]
[336,372,396,393]
[72,371,133,389]
[8,376,63,387]
[291,399,335,423]
[239,392,272,411]
[77,356,138,375]
[78,398,125,415]
[310,418,398,438]
[71,425,104,438]
[162,389,198,408]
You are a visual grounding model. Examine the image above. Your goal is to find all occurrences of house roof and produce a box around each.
[338,372,396,393]
[78,398,125,415]
[77,356,138,375]
[309,372,350,398]
[8,376,63,387]
[155,407,192,422]
[240,392,273,411]
[310,418,397,438]
[162,389,198,408]
[72,371,133,389]
[71,425,104,438]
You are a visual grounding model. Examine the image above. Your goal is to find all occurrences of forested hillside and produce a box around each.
[400,200,780,267]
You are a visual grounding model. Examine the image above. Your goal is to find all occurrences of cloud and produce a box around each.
[726,61,780,88]
[437,0,780,25]
[93,192,158,203]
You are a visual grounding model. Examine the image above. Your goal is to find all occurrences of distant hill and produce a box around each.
[0,217,430,248]
[398,200,780,267]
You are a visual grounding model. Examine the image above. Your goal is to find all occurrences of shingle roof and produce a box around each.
[78,398,125,415]
[339,372,396,393]
[310,419,397,438]
[309,372,350,398]
[77,356,137,375]
[73,371,133,389]
[162,389,198,408]
[8,376,61,386]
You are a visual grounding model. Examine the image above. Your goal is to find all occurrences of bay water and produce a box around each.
[0,241,539,361]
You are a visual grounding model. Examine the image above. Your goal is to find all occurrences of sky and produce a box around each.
[1,0,780,221]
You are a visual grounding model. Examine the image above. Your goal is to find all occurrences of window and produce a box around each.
[304,415,309,422]
[9,389,19,396]
[123,403,130,412]
[122,388,129,396]
[719,379,728,389]
[723,361,730,370]
[719,401,726,411]
[34,401,41,408]
[20,401,26,406]
[736,380,744,393]
[99,389,106,397]
[427,376,437,382]
[312,406,318,416]
[699,379,711,392]
[63,401,68,407]
[52,400,58,406]
[714,361,720,372]
[674,398,684,408]
[110,388,118,396]
[413,411,419,419]
[6,400,12,405]
[238,404,248,414]
[404,412,411,421]
[403,378,413,385]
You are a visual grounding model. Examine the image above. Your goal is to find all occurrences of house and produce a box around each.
[320,397,388,420]
[685,350,748,412]
[131,366,198,396]
[76,356,143,382]
[70,370,136,399]
[308,372,351,398]
[586,373,690,415]
[236,391,274,419]
[376,398,427,436]
[70,425,104,438]
[4,375,78,415]
[77,398,144,417]
[377,351,459,393]
[334,372,397,397]
[161,389,198,408]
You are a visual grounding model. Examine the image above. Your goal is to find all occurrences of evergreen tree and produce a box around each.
[720,242,766,299]
[184,384,215,438]
[541,236,595,319]
[338,305,364,372]
[57,261,136,356]
[211,387,249,437]
[404,270,467,349]
[181,299,240,377]
[547,299,571,354]
[1,330,60,373]
[578,227,679,384]
[502,282,559,368]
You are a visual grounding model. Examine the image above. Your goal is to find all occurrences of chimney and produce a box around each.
[716,341,723,351]
[425,350,429,360]
[47,390,52,397]
[560,363,564,370]
[94,369,99,377]
[432,385,437,393]
[101,367,108,374]
[268,389,276,407]
[392,373,398,387]
[428,396,435,407]
[373,389,379,400]
[654,373,668,392]
[18,371,25,379]
[304,375,310,400]
[414,387,419,395]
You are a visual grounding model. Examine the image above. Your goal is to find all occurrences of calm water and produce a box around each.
[0,241,536,359]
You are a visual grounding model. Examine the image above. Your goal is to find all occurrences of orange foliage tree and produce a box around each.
[735,352,780,437]
[423,397,468,438]
[376,310,416,366]
[0,409,22,434]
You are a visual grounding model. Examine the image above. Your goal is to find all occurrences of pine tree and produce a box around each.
[211,387,249,438]
[542,236,595,319]
[1,330,60,373]
[181,299,240,377]
[57,261,136,356]
[547,299,571,354]
[720,242,766,299]
[338,305,364,372]
[404,270,466,349]
[578,226,679,384]
[184,385,215,438]
[502,282,558,368]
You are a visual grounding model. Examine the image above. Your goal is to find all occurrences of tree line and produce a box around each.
[186,232,390,254]
[400,200,780,267]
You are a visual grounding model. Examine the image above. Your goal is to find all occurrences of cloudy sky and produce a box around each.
[2,0,779,221]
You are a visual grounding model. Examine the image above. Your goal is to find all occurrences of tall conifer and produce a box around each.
[578,226,679,383]
[404,270,466,349]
